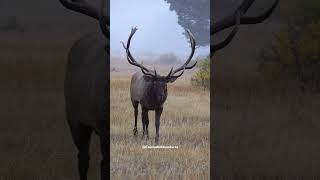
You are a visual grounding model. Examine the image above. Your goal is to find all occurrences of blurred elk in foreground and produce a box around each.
[211,0,279,57]
[59,0,109,180]
[122,27,197,143]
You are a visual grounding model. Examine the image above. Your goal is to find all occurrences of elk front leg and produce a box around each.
[132,101,139,136]
[141,108,148,139]
[99,134,108,180]
[141,109,146,138]
[155,107,163,144]
[70,124,92,180]
[98,121,108,180]
[144,110,149,139]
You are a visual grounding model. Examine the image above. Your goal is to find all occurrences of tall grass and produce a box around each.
[110,68,210,179]
[0,35,210,179]
[213,60,320,175]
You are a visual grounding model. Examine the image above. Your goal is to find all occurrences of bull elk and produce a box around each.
[59,0,109,180]
[211,0,279,56]
[121,27,197,143]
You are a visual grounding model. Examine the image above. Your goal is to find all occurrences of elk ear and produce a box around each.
[166,77,178,83]
[143,75,154,82]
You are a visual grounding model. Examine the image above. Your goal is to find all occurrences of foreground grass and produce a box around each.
[212,70,320,175]
[110,72,210,179]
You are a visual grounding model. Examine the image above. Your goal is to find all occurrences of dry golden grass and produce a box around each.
[3,31,320,178]
[110,66,210,179]
[0,36,210,180]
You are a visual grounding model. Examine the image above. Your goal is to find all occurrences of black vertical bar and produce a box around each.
[210,0,214,179]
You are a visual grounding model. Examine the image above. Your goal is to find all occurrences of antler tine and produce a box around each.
[169,67,186,79]
[122,28,145,66]
[240,0,279,24]
[122,27,155,77]
[170,29,197,77]
[141,68,156,77]
[211,0,253,34]
[185,61,197,69]
[120,41,134,65]
[212,0,278,34]
[60,0,110,39]
[60,0,100,20]
[211,0,278,55]
[211,8,241,55]
[168,61,197,78]
[165,67,174,79]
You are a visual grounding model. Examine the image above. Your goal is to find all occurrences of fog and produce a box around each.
[110,0,210,59]
[0,0,278,61]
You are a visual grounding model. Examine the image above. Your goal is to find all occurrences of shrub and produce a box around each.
[191,55,210,90]
[258,0,320,92]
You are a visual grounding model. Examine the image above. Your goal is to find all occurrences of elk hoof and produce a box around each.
[133,127,138,136]
[155,137,159,144]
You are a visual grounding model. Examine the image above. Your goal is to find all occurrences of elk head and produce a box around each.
[211,0,279,58]
[122,27,197,105]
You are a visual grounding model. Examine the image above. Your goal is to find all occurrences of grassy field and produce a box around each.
[213,59,320,175]
[110,64,210,179]
[0,33,210,179]
[3,22,320,178]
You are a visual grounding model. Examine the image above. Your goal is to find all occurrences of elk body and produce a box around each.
[122,28,197,143]
[59,0,109,180]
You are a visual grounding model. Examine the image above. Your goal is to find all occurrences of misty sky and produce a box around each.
[110,0,209,59]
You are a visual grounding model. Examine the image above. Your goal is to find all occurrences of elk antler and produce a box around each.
[121,27,155,78]
[122,28,197,80]
[59,0,110,38]
[166,29,197,80]
[211,0,279,57]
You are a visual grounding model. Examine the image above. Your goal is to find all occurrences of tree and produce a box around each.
[164,0,210,46]
[258,0,320,92]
